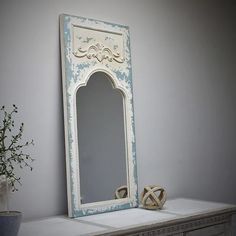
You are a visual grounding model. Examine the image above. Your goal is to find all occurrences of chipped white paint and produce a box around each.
[60,14,138,217]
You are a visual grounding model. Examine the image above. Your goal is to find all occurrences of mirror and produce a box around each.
[60,14,138,217]
[77,72,127,204]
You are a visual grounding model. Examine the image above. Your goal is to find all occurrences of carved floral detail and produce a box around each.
[73,42,124,63]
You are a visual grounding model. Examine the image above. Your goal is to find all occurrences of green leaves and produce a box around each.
[0,105,34,192]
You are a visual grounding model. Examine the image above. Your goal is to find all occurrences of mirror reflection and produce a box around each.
[76,72,128,204]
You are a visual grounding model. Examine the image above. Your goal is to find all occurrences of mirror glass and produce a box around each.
[76,72,128,204]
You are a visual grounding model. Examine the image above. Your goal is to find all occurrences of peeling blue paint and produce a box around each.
[63,13,128,30]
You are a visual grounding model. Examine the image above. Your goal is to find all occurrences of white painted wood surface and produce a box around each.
[77,208,178,228]
[162,198,235,216]
[19,217,108,236]
[18,199,236,236]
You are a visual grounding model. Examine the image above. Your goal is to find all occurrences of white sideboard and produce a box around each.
[19,198,236,236]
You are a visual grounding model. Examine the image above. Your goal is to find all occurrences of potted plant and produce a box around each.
[0,105,34,236]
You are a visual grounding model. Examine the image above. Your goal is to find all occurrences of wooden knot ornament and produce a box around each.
[115,185,128,199]
[141,185,167,210]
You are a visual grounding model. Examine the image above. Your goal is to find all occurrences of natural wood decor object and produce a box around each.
[141,185,167,210]
[115,186,128,199]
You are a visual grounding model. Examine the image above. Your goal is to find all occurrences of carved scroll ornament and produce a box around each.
[73,42,124,63]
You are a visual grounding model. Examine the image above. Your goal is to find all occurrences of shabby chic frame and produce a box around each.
[60,14,138,217]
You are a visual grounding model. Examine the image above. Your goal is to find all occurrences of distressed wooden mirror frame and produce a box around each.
[60,14,138,217]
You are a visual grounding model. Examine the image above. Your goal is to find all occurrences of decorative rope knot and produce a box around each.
[141,185,167,210]
[115,185,128,199]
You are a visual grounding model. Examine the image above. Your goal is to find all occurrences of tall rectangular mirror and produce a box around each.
[60,14,138,217]
[77,72,127,204]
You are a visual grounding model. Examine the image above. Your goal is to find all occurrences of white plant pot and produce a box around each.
[0,175,10,211]
[0,175,22,235]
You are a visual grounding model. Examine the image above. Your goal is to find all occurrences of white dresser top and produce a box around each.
[18,198,236,236]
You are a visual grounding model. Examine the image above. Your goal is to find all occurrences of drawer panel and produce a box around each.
[185,223,226,236]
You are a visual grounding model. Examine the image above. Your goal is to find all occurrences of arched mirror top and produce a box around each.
[74,69,129,102]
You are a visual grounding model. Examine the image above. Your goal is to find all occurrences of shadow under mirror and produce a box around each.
[76,72,128,204]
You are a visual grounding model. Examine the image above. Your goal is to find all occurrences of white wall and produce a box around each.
[0,0,235,220]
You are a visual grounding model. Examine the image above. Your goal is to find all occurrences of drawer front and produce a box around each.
[185,223,226,236]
